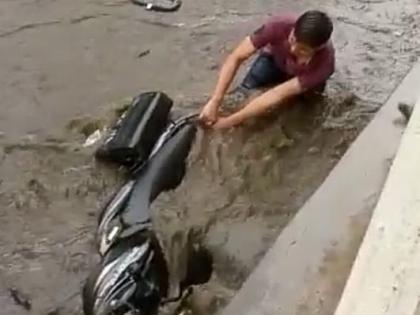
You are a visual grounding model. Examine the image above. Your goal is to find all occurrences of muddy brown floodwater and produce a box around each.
[1,0,419,314]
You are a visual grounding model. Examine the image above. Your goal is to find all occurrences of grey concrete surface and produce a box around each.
[334,77,420,315]
[221,62,420,315]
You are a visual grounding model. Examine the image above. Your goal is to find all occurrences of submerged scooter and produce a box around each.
[82,92,212,315]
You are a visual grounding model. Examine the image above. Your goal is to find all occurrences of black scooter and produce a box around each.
[82,92,212,315]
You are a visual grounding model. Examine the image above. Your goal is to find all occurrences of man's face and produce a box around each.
[288,30,316,61]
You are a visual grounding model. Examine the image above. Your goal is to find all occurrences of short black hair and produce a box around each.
[295,10,333,48]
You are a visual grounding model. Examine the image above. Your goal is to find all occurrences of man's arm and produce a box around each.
[213,77,303,129]
[211,36,256,102]
[199,37,257,124]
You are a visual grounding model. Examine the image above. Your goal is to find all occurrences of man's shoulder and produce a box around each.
[259,13,296,40]
[266,13,298,27]
[324,41,335,58]
[313,42,335,68]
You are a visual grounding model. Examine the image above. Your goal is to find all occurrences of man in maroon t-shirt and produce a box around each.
[199,10,335,129]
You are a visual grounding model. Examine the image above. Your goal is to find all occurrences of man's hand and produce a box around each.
[200,37,257,126]
[212,116,236,129]
[199,98,220,126]
[212,78,303,129]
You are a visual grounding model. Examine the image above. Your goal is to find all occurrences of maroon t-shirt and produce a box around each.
[250,14,335,90]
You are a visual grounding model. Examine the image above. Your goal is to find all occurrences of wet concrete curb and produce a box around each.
[334,78,420,314]
[221,62,420,315]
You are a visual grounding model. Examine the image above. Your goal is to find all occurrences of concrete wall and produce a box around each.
[334,76,420,314]
[221,63,420,315]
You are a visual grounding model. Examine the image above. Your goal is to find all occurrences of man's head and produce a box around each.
[289,10,333,59]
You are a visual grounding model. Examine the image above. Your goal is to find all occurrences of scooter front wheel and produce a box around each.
[82,263,143,315]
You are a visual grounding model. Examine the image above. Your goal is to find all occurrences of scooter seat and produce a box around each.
[122,123,196,225]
